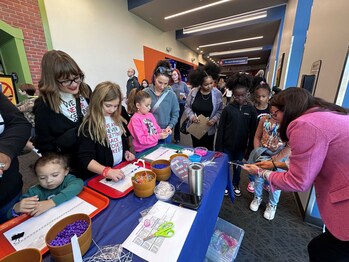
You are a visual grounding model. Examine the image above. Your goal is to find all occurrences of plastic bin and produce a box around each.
[205,218,244,262]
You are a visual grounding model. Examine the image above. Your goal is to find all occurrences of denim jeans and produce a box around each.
[254,176,281,206]
[224,150,244,187]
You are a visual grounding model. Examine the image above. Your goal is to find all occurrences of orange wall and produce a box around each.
[143,46,196,84]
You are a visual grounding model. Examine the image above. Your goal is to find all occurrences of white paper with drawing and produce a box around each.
[142,147,178,162]
[122,200,197,262]
[99,163,150,192]
[3,197,97,251]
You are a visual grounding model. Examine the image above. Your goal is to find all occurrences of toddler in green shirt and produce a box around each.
[9,153,83,218]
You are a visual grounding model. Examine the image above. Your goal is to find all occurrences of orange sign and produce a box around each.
[0,75,18,104]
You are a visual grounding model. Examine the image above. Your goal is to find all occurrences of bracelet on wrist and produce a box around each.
[11,208,21,217]
[102,167,111,178]
[271,160,277,171]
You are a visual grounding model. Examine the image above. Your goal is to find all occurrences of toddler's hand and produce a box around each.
[14,196,39,214]
[29,199,55,216]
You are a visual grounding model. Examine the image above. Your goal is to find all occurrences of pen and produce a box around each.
[228,161,244,168]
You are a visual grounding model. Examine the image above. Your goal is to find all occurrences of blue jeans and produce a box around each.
[254,176,281,206]
[0,191,21,223]
[224,150,244,187]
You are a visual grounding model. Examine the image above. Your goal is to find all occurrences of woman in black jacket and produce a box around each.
[77,82,135,180]
[0,92,31,223]
[34,50,91,176]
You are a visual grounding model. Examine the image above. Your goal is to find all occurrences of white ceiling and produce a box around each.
[128,0,287,74]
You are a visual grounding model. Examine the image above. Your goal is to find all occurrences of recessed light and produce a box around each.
[199,36,263,48]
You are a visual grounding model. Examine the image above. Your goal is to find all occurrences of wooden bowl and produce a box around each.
[0,248,42,262]
[169,153,188,161]
[151,159,171,181]
[45,213,92,262]
[132,170,156,198]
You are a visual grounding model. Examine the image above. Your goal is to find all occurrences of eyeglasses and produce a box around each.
[58,74,84,87]
[156,66,172,75]
[270,110,280,118]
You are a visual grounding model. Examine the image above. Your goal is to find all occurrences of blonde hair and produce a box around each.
[38,50,90,113]
[79,81,126,146]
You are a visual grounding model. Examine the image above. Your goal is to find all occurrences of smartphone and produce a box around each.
[171,192,201,210]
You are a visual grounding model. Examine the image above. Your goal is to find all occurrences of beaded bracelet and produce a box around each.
[11,208,21,218]
[102,166,111,178]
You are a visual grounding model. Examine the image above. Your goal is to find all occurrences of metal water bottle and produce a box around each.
[188,163,204,198]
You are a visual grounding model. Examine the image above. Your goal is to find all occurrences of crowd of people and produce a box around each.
[0,49,348,260]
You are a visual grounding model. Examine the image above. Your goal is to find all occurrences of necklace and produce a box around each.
[201,91,211,101]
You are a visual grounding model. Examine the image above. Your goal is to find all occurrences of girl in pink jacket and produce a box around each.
[127,89,169,153]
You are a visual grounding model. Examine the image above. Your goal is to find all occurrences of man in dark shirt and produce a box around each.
[126,68,140,98]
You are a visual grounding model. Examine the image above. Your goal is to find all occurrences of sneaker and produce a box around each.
[247,181,255,193]
[233,186,241,197]
[249,197,262,212]
[263,184,271,192]
[174,140,180,144]
[264,204,277,220]
[224,189,228,196]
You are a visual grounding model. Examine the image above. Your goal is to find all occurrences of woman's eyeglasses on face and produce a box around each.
[156,66,172,75]
[271,110,280,118]
[58,74,84,87]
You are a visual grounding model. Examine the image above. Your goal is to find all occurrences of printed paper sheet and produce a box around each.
[122,201,197,262]
[142,147,178,162]
[3,197,97,251]
[99,163,150,192]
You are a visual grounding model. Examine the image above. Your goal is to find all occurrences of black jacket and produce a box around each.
[216,103,257,154]
[126,76,140,98]
[0,93,31,208]
[77,129,130,180]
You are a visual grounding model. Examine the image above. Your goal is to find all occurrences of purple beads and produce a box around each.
[49,219,88,246]
[153,164,169,169]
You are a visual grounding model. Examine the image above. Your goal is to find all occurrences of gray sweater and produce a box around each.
[144,85,179,129]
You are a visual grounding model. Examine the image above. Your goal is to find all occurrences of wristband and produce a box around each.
[102,167,111,178]
[271,160,277,171]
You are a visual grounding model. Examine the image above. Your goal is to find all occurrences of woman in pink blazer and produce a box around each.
[243,87,349,261]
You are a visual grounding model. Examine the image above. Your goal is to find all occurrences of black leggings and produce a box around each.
[308,229,349,261]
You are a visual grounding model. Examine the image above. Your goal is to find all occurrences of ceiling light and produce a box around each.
[209,47,263,56]
[199,36,263,48]
[164,0,231,20]
[183,11,267,34]
[248,57,261,60]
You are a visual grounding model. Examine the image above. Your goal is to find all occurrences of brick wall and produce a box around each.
[0,0,47,86]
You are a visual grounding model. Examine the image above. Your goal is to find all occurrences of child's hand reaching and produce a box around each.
[165,126,172,134]
[160,130,169,139]
[14,196,39,214]
[107,169,125,181]
[125,150,135,162]
[29,199,55,216]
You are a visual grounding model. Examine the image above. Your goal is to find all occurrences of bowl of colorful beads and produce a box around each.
[151,159,171,181]
[45,213,92,262]
[194,147,208,157]
[132,170,156,198]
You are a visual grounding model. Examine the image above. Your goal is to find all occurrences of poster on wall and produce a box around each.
[0,75,18,105]
[309,60,322,95]
[275,53,285,87]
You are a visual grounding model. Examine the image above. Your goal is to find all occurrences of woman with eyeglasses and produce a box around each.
[34,50,91,176]
[243,87,349,261]
[143,60,179,144]
[184,62,223,150]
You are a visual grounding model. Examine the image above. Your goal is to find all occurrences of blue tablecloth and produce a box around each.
[45,151,234,261]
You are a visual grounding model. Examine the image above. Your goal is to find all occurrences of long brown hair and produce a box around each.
[79,82,126,146]
[38,50,90,113]
[270,87,348,141]
[127,88,151,114]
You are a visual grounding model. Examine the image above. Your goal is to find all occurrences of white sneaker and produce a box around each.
[249,197,262,212]
[264,204,277,220]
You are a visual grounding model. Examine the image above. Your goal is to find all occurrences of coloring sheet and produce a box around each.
[142,147,178,162]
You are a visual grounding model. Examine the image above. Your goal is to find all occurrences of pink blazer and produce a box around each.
[269,111,349,241]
